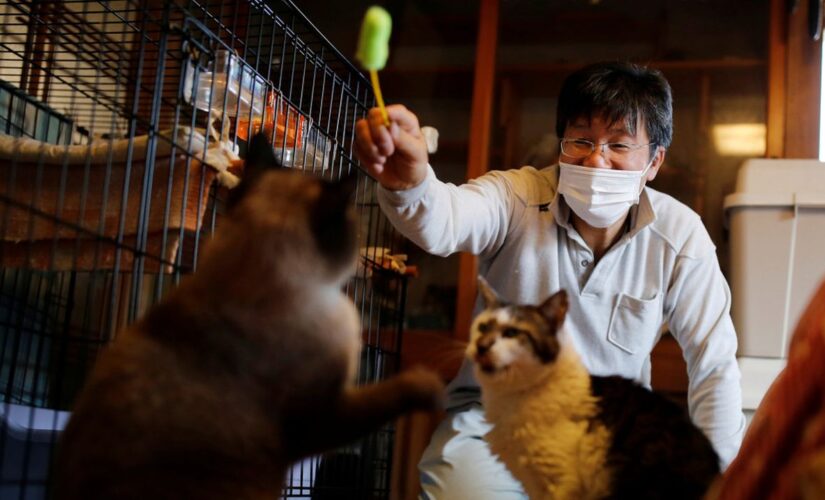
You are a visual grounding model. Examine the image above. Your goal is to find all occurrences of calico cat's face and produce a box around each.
[467,277,568,379]
[225,133,358,284]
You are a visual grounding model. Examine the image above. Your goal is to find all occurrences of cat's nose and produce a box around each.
[476,337,494,355]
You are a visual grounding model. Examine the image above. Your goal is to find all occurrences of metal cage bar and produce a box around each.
[0,1,406,498]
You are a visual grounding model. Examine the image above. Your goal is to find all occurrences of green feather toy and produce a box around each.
[356,6,392,125]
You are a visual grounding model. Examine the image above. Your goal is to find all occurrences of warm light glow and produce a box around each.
[712,124,766,156]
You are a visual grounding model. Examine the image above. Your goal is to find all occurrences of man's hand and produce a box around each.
[354,104,429,191]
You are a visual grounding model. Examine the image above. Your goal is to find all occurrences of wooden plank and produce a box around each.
[500,77,522,169]
[454,0,499,342]
[651,334,688,397]
[785,0,823,158]
[389,328,465,500]
[382,58,765,77]
[695,72,711,215]
[766,0,787,158]
[390,411,446,500]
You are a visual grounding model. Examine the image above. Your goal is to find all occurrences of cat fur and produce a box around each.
[467,277,719,500]
[54,133,444,500]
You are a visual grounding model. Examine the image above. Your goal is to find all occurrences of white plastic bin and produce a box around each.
[724,159,825,358]
[724,159,825,421]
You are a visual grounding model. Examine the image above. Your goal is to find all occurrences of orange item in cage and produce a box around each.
[237,92,306,146]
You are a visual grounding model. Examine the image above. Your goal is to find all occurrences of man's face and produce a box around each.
[560,115,664,182]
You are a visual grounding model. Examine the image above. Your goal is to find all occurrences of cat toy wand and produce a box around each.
[356,6,392,126]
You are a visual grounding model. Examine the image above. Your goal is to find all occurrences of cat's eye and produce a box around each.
[502,328,520,338]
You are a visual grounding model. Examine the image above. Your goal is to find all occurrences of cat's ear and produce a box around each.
[477,276,501,309]
[538,290,568,330]
[227,133,283,210]
[245,132,280,175]
[311,172,358,258]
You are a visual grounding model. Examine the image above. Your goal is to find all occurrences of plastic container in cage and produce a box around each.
[236,91,305,144]
[186,50,268,121]
[274,127,333,171]
[235,92,332,171]
[0,404,70,500]
[0,79,73,145]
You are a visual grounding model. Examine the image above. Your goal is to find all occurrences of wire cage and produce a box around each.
[0,1,410,498]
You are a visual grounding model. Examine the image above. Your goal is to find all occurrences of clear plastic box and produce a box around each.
[273,126,333,171]
[235,92,332,171]
[186,50,268,120]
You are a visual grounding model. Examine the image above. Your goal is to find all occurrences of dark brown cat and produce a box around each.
[54,134,444,500]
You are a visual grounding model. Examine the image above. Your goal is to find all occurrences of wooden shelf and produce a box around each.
[383,58,767,99]
[384,58,766,78]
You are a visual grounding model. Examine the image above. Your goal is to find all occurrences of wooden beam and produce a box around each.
[785,0,823,157]
[390,411,445,500]
[454,0,499,341]
[500,77,522,169]
[388,329,467,500]
[695,72,711,215]
[766,0,787,158]
[466,0,499,183]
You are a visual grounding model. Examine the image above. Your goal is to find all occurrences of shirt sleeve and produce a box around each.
[664,224,746,469]
[375,166,516,258]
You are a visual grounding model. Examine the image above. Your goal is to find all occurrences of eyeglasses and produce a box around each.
[560,138,655,159]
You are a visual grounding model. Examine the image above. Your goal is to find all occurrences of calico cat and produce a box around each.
[54,133,445,500]
[467,277,720,500]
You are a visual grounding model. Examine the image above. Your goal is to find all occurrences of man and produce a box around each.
[354,61,745,499]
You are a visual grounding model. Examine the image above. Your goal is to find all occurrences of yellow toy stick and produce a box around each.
[356,6,392,126]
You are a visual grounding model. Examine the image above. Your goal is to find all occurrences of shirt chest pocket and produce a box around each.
[607,293,662,355]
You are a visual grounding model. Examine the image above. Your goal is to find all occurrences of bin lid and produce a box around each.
[723,158,825,211]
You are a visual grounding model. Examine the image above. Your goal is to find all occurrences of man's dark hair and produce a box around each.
[555,62,673,153]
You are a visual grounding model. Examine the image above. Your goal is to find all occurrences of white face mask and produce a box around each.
[557,160,653,228]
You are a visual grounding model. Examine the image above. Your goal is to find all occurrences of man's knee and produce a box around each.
[417,408,526,500]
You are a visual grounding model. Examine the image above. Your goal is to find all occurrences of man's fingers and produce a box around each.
[385,104,421,135]
[363,161,385,179]
[356,105,427,189]
[353,120,388,178]
[390,121,427,163]
[363,105,422,157]
[367,109,394,156]
[354,119,383,163]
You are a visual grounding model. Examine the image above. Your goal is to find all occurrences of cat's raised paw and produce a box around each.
[397,367,446,412]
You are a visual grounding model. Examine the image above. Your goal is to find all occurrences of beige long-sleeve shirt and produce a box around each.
[377,163,745,468]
